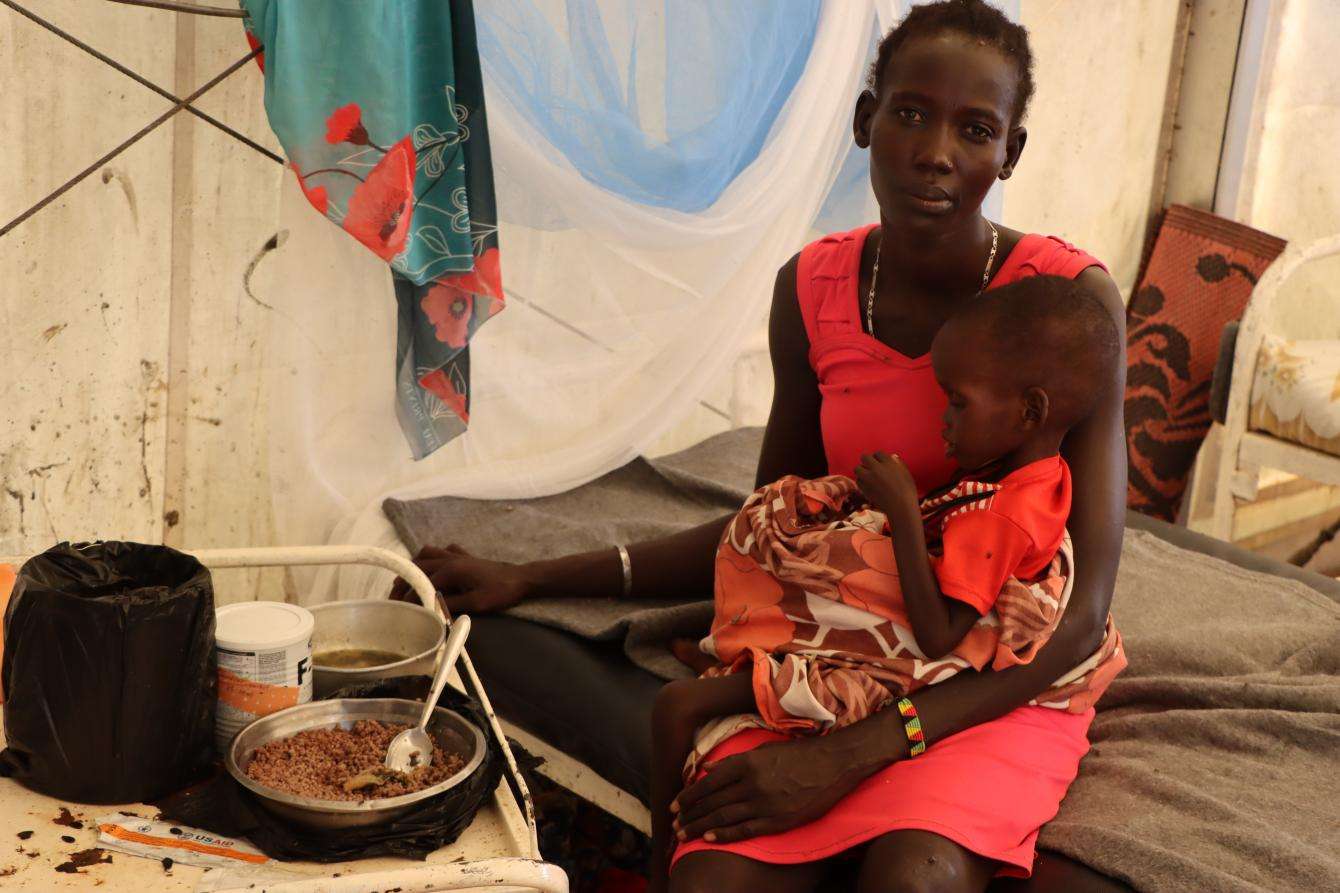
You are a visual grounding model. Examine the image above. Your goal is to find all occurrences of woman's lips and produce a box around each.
[904,186,954,215]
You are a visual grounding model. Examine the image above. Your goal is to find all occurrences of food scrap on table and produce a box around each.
[54,807,84,829]
[54,847,112,874]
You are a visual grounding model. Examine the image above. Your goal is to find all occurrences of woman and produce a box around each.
[405,3,1126,890]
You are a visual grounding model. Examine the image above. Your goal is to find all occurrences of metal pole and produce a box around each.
[0,46,262,238]
[104,0,246,18]
[2,0,282,165]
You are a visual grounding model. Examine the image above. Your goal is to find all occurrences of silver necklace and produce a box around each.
[866,220,999,336]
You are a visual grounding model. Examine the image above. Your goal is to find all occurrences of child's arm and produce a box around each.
[854,452,980,660]
[884,501,982,659]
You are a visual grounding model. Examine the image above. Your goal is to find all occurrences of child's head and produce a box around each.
[856,0,1035,237]
[930,275,1120,472]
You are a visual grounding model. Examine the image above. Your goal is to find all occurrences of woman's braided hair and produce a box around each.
[868,0,1035,125]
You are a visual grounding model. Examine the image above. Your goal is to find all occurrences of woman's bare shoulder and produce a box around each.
[759,252,827,486]
[768,252,807,362]
[1075,265,1125,329]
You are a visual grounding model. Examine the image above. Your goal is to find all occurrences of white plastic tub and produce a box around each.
[214,601,316,754]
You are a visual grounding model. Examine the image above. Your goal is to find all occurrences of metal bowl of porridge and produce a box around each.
[225,698,486,831]
[310,601,445,698]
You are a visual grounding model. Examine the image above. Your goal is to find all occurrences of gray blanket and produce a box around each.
[385,428,764,680]
[385,427,1340,892]
[1041,528,1340,892]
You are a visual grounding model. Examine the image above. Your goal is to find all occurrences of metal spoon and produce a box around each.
[384,613,471,773]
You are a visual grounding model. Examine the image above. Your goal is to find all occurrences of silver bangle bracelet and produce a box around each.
[615,544,633,599]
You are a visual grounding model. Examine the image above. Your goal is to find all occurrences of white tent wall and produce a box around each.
[1007,0,1184,297]
[3,1,176,561]
[1225,0,1340,339]
[0,0,1226,602]
[2,1,288,600]
[160,15,290,602]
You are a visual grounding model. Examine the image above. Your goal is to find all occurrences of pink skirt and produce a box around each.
[673,705,1094,878]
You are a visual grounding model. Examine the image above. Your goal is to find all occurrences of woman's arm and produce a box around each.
[673,267,1127,844]
[754,254,829,488]
[396,256,828,613]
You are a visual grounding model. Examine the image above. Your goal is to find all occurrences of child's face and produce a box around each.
[931,332,1030,473]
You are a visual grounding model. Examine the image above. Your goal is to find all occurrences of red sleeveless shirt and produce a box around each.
[797,224,1106,494]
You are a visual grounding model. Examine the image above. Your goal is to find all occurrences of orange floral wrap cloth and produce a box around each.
[690,475,1125,774]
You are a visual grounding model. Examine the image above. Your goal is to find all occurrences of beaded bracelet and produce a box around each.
[896,697,927,756]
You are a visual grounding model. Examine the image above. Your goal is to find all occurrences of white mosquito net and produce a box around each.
[261,0,1014,601]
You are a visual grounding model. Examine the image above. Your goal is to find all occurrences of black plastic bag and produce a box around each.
[155,677,506,862]
[0,541,217,803]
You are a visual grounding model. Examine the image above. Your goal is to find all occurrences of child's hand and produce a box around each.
[854,451,919,515]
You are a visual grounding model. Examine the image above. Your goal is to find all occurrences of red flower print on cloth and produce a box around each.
[420,248,503,345]
[344,136,416,261]
[420,247,506,345]
[325,103,369,145]
[438,246,503,299]
[421,286,473,348]
[419,369,469,423]
[245,30,265,72]
[290,164,329,215]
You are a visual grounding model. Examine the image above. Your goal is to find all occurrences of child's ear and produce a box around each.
[1022,387,1049,428]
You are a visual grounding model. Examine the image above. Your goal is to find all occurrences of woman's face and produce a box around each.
[855,31,1026,236]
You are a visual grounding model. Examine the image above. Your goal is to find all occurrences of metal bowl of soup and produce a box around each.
[309,601,445,698]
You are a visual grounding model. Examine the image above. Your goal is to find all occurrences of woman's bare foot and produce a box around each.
[671,637,718,674]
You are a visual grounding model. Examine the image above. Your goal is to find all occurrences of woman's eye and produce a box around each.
[896,108,924,124]
[965,124,993,141]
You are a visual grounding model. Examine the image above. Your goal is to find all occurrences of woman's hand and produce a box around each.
[390,544,534,614]
[671,734,875,844]
[854,451,919,516]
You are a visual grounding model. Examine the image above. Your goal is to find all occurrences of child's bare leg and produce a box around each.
[670,637,719,674]
[649,673,757,892]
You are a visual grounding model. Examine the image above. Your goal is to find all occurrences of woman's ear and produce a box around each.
[854,90,877,149]
[1022,385,1049,428]
[999,126,1027,180]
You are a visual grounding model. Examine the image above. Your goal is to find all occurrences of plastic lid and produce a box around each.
[215,602,314,650]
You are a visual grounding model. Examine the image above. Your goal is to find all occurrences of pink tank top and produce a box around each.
[796,224,1106,494]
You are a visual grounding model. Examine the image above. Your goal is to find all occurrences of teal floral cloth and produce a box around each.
[241,0,501,457]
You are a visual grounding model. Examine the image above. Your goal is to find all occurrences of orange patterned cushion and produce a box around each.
[1126,205,1286,520]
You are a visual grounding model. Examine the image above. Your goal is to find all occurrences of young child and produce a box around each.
[648,275,1126,887]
